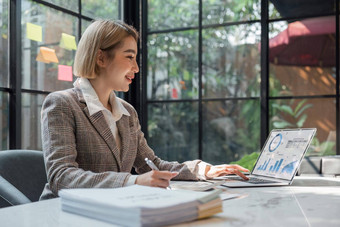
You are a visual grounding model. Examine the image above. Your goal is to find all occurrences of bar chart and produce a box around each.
[256,159,271,171]
[257,158,284,173]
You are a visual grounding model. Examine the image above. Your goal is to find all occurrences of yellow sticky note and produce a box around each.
[36,47,59,64]
[26,22,42,42]
[59,33,77,50]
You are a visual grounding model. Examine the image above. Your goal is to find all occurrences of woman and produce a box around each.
[40,20,248,200]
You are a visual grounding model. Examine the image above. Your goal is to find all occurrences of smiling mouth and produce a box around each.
[125,75,134,82]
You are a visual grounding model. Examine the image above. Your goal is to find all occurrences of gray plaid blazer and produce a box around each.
[40,88,201,200]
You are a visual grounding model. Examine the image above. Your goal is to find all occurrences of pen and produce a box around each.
[145,158,172,189]
[145,158,159,171]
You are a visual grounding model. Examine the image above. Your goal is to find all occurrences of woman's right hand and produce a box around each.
[136,170,178,188]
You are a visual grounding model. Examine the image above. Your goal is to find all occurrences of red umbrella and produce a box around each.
[269,16,336,67]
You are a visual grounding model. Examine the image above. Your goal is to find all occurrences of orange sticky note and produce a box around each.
[179,80,187,90]
[58,65,73,81]
[36,47,59,63]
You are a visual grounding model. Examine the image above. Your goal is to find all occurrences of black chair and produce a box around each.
[0,150,47,208]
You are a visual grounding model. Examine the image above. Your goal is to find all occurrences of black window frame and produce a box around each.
[5,0,123,149]
[137,0,340,158]
[3,0,340,158]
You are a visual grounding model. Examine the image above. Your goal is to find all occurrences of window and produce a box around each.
[4,0,122,150]
[146,0,261,166]
[268,0,338,157]
[0,0,9,149]
[0,92,9,150]
[144,0,340,169]
[3,0,340,165]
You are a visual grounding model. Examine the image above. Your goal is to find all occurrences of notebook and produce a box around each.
[222,128,316,188]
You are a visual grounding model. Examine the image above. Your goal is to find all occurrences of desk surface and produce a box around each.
[1,177,340,227]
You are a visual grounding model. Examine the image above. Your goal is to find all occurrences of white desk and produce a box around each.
[1,177,340,227]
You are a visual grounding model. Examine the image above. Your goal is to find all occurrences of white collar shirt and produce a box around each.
[73,78,130,152]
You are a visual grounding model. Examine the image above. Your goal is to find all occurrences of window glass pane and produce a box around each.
[0,0,9,87]
[147,102,198,162]
[269,0,335,20]
[82,19,92,35]
[269,16,336,97]
[202,100,260,167]
[203,0,261,25]
[148,0,198,31]
[22,0,78,91]
[269,98,336,156]
[42,0,78,12]
[22,93,46,150]
[147,31,199,100]
[0,92,9,150]
[202,24,261,98]
[82,0,120,20]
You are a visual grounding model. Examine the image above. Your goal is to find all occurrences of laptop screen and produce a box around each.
[252,128,316,181]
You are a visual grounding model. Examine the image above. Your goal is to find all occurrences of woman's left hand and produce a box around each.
[205,164,249,180]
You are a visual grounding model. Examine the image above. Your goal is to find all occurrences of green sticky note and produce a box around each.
[59,33,77,50]
[26,22,42,42]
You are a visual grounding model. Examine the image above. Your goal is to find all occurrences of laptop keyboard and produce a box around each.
[224,176,277,184]
[247,178,277,184]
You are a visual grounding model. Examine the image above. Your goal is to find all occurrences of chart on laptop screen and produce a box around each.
[252,129,315,180]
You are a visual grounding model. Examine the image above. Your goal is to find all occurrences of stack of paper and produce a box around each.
[59,185,223,227]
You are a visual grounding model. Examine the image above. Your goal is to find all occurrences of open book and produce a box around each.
[60,185,223,227]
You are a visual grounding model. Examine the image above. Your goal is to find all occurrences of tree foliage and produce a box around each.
[147,0,262,164]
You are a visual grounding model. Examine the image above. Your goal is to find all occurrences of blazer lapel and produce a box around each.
[117,115,133,171]
[74,88,122,170]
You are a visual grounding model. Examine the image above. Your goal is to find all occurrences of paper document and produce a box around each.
[170,180,224,191]
[219,192,244,201]
[60,185,223,227]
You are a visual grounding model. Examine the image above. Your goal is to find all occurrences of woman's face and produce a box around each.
[100,36,139,92]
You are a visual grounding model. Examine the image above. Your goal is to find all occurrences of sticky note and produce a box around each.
[179,80,187,90]
[183,71,190,81]
[36,47,59,63]
[59,33,77,50]
[2,34,7,39]
[58,65,73,81]
[26,22,42,42]
[172,88,178,99]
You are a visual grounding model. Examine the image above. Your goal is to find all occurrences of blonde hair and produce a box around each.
[73,20,139,78]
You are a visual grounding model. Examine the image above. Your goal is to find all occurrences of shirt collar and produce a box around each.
[73,78,130,120]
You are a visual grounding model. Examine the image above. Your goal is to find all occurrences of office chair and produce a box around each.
[0,150,47,208]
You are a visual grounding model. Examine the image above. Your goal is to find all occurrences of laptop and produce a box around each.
[221,128,316,187]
